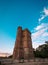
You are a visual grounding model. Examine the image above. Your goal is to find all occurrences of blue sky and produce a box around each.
[0,0,48,54]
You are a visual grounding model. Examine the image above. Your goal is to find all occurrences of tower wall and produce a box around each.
[13,27,24,60]
[13,27,34,60]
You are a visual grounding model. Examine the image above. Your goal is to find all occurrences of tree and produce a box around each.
[34,43,48,58]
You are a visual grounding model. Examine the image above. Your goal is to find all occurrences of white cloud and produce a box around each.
[35,23,44,30]
[35,23,48,30]
[38,7,48,22]
[42,32,48,37]
[38,15,45,22]
[32,23,48,49]
[32,42,45,49]
[32,28,47,41]
[44,7,48,15]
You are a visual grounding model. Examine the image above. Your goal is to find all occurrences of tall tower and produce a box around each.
[13,27,34,60]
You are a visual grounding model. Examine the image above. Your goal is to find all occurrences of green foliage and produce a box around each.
[34,43,48,58]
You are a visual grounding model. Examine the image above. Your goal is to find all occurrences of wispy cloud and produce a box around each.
[32,23,48,49]
[34,23,46,30]
[35,23,48,30]
[32,42,45,49]
[32,28,47,41]
[42,32,48,37]
[38,7,48,22]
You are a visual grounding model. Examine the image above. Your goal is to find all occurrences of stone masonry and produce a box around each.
[13,27,34,60]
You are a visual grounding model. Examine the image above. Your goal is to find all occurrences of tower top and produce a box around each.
[23,29,31,34]
[18,26,22,29]
[18,26,22,31]
[18,26,31,34]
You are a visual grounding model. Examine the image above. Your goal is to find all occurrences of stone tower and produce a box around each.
[13,27,34,60]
